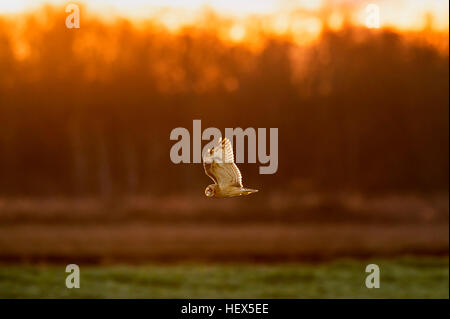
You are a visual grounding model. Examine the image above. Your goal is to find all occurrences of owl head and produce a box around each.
[205,184,218,197]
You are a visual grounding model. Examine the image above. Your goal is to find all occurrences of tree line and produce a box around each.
[0,9,448,196]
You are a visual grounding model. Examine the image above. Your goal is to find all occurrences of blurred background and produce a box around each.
[0,0,448,298]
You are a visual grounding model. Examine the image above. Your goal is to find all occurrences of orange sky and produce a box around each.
[0,0,448,31]
[0,0,448,49]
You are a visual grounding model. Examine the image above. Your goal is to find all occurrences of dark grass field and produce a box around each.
[0,194,448,298]
[0,257,448,298]
[0,194,448,263]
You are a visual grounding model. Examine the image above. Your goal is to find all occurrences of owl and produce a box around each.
[203,137,258,198]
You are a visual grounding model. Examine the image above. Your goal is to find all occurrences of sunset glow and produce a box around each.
[0,0,448,33]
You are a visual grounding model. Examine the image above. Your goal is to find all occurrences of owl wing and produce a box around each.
[203,138,243,187]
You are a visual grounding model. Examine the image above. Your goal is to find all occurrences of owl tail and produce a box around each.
[241,188,258,195]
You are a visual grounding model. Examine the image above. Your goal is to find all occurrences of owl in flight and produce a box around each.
[203,137,258,198]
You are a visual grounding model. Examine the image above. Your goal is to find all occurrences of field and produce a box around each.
[0,194,448,263]
[0,194,448,298]
[0,257,448,298]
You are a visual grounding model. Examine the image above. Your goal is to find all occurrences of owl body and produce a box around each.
[205,184,258,198]
[203,138,258,198]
